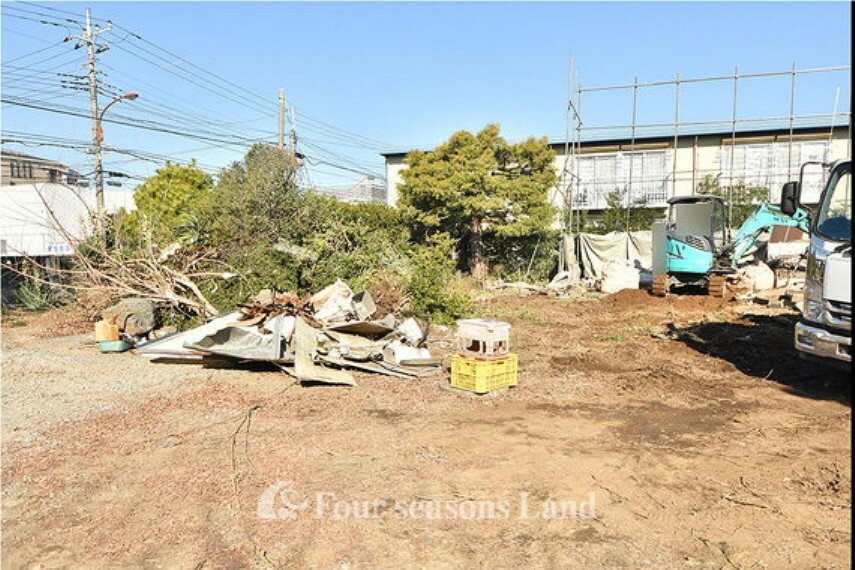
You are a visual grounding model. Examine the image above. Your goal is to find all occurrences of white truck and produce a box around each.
[781,159,851,365]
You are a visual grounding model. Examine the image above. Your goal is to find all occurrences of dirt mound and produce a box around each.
[602,288,658,309]
[603,287,734,313]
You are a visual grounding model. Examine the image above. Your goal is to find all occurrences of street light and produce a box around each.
[96,91,138,143]
[94,91,138,234]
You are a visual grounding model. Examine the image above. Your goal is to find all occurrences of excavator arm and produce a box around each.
[720,203,811,267]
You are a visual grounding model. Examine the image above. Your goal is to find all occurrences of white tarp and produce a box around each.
[574,231,653,279]
[600,259,641,293]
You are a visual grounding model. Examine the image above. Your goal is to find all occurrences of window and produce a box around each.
[574,150,669,209]
[10,161,35,179]
[719,140,829,203]
[816,165,851,242]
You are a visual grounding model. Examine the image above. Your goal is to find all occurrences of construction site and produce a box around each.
[2,286,851,567]
[2,2,852,568]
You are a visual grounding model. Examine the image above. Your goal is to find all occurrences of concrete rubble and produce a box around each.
[135,281,442,386]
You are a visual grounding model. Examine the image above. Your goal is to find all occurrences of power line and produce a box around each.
[17,1,397,148]
[2,130,223,174]
[10,1,394,186]
[3,3,82,25]
[3,96,268,146]
[2,39,68,65]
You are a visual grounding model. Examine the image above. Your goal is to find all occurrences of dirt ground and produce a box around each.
[1,289,850,569]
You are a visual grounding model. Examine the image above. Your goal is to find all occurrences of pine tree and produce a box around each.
[397,124,556,280]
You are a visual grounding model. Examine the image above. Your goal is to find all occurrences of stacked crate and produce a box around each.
[451,319,518,393]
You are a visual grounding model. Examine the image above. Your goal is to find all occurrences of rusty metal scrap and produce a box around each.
[235,288,308,325]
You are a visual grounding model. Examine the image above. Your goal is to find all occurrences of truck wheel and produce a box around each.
[708,275,727,297]
[652,274,669,297]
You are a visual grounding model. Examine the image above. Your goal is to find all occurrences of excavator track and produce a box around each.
[652,274,669,297]
[708,274,727,297]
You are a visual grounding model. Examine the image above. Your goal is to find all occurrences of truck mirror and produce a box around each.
[780,181,800,216]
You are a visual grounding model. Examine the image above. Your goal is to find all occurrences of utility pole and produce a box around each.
[78,8,111,235]
[278,88,285,151]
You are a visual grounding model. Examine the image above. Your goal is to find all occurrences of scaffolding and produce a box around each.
[557,62,851,274]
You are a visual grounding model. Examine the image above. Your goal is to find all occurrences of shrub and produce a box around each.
[405,233,473,324]
[485,229,558,283]
[88,144,479,323]
[15,277,58,311]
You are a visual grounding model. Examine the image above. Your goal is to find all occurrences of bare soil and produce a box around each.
[1,290,850,569]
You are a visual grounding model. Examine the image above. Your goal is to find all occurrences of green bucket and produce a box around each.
[98,340,132,353]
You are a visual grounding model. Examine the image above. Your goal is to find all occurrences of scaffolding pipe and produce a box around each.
[627,76,638,232]
[788,61,797,179]
[575,78,583,235]
[566,55,575,256]
[728,66,739,232]
[578,112,850,132]
[579,65,850,93]
[563,62,849,240]
[827,86,840,161]
[672,72,680,197]
[558,55,574,274]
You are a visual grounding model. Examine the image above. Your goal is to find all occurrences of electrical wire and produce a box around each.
[8,1,394,186]
[2,40,68,65]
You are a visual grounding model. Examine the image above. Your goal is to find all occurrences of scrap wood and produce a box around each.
[235,288,307,326]
[228,314,266,328]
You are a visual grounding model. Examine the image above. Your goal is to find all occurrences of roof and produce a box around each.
[667,195,725,205]
[380,117,844,158]
[1,149,67,168]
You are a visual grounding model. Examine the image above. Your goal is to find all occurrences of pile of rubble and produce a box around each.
[135,280,441,386]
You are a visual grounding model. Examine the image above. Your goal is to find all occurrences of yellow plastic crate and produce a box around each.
[451,353,518,393]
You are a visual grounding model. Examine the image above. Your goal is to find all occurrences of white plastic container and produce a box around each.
[455,319,511,359]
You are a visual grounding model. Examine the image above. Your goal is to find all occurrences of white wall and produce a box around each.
[0,183,95,257]
[384,157,407,207]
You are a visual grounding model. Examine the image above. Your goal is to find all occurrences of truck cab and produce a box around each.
[788,160,851,365]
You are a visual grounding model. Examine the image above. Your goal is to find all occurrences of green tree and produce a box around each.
[397,124,557,281]
[597,189,660,234]
[118,161,213,245]
[405,233,473,322]
[696,174,770,227]
[198,144,299,247]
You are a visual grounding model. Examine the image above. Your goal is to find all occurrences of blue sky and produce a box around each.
[2,1,851,191]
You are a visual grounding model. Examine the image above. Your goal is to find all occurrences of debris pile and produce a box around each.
[135,280,442,386]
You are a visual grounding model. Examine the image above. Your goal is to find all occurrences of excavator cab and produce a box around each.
[666,195,729,252]
[652,195,729,296]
